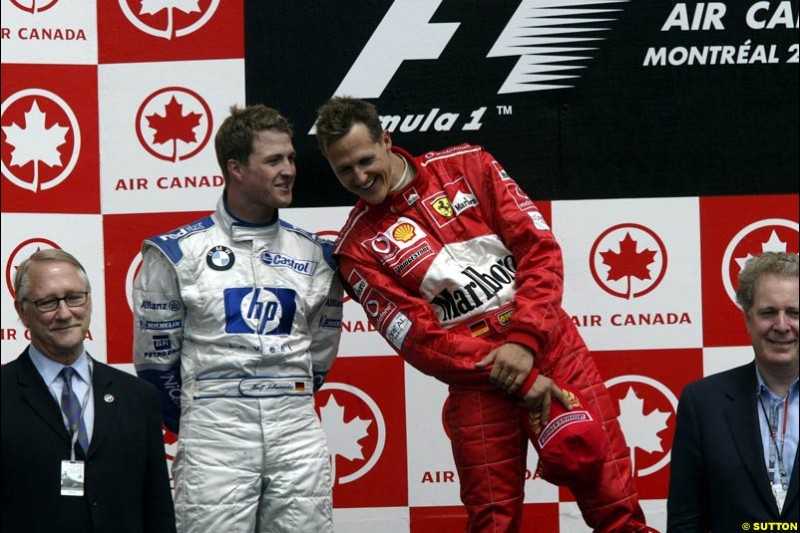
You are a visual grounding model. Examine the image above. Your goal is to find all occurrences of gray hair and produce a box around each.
[736,251,799,313]
[14,249,91,303]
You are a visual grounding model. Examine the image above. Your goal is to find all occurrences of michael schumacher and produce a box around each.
[315,96,651,533]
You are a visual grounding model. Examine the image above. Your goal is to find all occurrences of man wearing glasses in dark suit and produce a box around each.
[1,249,175,533]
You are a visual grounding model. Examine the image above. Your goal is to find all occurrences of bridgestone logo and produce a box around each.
[394,245,431,275]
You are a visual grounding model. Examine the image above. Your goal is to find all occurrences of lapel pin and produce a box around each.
[104,394,115,403]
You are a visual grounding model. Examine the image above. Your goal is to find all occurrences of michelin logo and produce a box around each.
[260,252,317,276]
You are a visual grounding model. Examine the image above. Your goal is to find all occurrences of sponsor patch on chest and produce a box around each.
[361,217,435,277]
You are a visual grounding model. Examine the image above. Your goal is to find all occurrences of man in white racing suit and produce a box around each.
[133,105,343,533]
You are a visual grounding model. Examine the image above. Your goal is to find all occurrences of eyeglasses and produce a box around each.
[27,292,89,313]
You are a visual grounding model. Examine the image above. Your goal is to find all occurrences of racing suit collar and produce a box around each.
[217,194,280,242]
[387,146,423,214]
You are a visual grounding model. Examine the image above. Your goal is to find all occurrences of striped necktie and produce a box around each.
[60,367,90,453]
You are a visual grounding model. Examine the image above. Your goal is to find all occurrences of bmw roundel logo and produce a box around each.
[206,246,235,271]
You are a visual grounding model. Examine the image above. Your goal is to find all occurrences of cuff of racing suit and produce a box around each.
[505,330,544,359]
[513,368,540,399]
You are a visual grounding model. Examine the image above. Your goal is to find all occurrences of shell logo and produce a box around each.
[392,222,416,243]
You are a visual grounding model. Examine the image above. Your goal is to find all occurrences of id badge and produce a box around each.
[61,460,85,497]
[771,482,787,511]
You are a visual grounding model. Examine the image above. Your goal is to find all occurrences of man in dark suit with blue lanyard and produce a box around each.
[1,249,175,533]
[668,251,798,532]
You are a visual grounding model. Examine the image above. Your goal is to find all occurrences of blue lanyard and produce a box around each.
[758,391,790,490]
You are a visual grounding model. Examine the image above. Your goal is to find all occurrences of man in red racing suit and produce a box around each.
[315,96,650,532]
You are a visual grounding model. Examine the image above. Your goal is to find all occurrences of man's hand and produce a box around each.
[520,376,572,426]
[475,342,535,395]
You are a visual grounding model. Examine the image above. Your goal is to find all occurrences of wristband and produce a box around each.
[514,368,539,399]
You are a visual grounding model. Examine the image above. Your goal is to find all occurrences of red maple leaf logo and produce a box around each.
[145,96,201,162]
[600,233,657,299]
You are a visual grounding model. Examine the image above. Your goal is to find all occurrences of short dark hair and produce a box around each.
[14,249,91,303]
[736,251,799,313]
[215,104,292,182]
[315,96,383,155]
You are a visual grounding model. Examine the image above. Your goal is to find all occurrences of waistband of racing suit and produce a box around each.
[193,376,313,399]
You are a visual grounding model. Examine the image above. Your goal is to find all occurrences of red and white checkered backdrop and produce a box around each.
[2,1,798,531]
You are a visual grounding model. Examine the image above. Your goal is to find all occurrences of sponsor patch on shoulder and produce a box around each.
[385,311,412,351]
[492,160,511,181]
[529,211,550,231]
[347,269,369,301]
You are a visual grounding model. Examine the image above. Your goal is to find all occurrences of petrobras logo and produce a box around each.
[260,252,317,276]
[223,287,297,336]
[152,334,172,350]
[331,0,627,99]
[118,0,221,40]
[1,89,80,193]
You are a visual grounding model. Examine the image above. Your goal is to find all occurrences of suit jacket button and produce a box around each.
[91,500,98,507]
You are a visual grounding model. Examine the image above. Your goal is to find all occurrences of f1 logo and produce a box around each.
[224,287,296,335]
[333,0,627,98]
[333,0,458,98]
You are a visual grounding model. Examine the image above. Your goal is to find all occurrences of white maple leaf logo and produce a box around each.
[319,395,372,482]
[2,99,69,192]
[139,0,201,38]
[617,386,670,474]
[734,230,788,271]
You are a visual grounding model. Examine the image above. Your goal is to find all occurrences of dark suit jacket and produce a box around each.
[1,349,176,533]
[667,362,799,532]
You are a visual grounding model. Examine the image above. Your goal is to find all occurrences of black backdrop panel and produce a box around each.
[245,1,799,208]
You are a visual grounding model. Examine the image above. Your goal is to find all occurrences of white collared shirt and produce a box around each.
[755,367,798,486]
[29,346,95,444]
